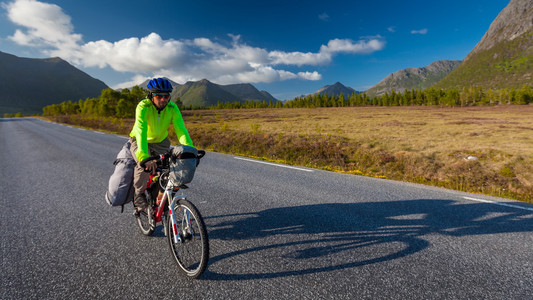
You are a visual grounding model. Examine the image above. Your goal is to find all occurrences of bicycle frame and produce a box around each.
[153,179,188,244]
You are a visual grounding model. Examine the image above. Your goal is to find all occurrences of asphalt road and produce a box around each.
[1,118,532,299]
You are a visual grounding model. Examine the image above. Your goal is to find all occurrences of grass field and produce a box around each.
[46,105,533,202]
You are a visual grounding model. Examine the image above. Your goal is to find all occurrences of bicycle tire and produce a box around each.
[166,199,209,279]
[135,206,155,236]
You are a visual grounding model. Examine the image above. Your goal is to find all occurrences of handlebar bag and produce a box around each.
[105,140,136,209]
[169,145,199,186]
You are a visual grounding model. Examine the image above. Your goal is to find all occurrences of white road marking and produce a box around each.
[234,157,313,172]
[463,196,533,212]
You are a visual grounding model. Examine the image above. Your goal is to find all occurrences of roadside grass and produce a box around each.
[45,105,533,203]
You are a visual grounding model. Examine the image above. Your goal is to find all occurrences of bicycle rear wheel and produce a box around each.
[167,199,209,278]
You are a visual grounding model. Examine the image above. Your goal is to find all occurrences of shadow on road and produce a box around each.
[202,199,533,280]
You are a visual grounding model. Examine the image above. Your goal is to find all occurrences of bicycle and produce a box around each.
[134,147,209,279]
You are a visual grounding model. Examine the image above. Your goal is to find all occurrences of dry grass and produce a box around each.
[182,106,533,202]
[46,105,533,202]
[184,106,533,158]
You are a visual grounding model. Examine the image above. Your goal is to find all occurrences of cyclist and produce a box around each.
[129,77,194,210]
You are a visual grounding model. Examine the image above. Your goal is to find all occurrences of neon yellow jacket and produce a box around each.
[129,99,193,162]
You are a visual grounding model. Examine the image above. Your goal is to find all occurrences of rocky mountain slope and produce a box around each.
[465,0,532,60]
[435,0,533,89]
[0,51,108,115]
[365,60,461,97]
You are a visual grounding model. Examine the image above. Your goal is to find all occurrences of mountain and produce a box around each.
[365,60,461,97]
[0,51,108,115]
[313,82,356,97]
[220,83,277,102]
[128,78,278,108]
[132,78,278,108]
[135,77,182,101]
[137,78,181,91]
[173,79,239,107]
[435,0,533,89]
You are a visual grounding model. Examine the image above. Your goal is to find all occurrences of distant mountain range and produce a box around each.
[311,60,461,98]
[0,51,108,115]
[365,60,461,97]
[136,78,277,108]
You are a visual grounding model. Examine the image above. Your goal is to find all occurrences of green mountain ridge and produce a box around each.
[128,78,277,108]
[435,31,533,90]
[174,79,277,108]
[220,83,277,102]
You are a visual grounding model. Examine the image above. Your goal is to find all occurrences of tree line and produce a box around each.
[281,85,533,108]
[39,85,533,117]
[42,86,147,117]
[200,85,533,109]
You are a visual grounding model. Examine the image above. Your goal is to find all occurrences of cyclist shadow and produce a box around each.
[202,198,533,281]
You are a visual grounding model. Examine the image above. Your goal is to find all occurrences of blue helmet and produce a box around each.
[147,77,173,93]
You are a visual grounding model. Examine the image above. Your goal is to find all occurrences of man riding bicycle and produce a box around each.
[129,77,194,210]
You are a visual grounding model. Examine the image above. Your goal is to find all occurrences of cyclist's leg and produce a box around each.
[146,138,170,201]
[130,138,171,207]
[130,138,150,208]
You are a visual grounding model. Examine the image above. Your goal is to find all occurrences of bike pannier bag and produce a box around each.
[105,140,136,208]
[169,145,199,186]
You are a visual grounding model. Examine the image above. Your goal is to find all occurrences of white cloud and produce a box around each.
[3,0,81,48]
[411,28,428,35]
[321,37,386,55]
[9,29,33,46]
[269,50,331,66]
[269,37,385,66]
[115,75,152,90]
[318,13,329,21]
[76,34,188,72]
[3,0,385,86]
[298,71,321,80]
[387,26,396,33]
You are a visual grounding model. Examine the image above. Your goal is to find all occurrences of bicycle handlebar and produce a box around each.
[139,149,206,169]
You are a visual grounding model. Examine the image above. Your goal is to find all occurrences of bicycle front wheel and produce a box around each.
[167,199,209,279]
[135,206,155,236]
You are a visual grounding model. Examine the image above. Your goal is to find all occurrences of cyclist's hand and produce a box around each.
[144,160,157,174]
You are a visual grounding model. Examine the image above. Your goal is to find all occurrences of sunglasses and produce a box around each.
[153,93,170,99]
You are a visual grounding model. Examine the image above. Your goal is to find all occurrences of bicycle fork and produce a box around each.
[169,189,188,244]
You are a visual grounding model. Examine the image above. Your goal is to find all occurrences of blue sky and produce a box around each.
[0,0,508,100]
